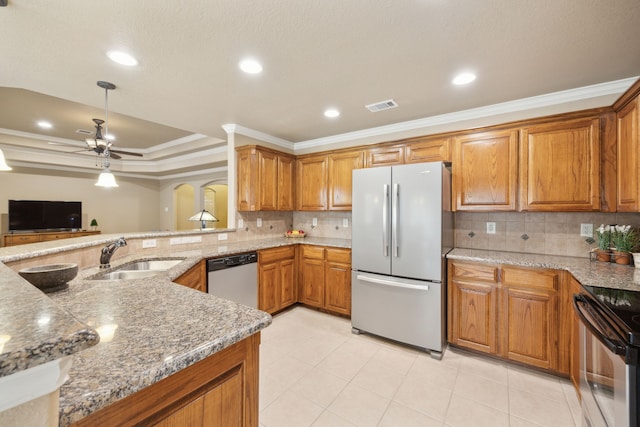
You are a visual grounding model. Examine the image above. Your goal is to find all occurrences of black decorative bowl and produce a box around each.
[18,263,78,293]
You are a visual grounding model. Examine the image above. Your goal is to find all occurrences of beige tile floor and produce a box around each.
[259,306,582,427]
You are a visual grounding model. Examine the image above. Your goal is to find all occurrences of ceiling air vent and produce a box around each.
[75,128,94,135]
[365,99,398,112]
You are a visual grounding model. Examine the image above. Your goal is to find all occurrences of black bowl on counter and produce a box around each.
[18,263,78,293]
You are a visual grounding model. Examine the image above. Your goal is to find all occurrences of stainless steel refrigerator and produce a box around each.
[351,161,453,359]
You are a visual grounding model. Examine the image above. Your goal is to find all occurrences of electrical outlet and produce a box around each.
[142,239,157,248]
[486,222,496,234]
[238,219,244,229]
[580,223,593,237]
[257,218,262,227]
[218,233,228,241]
[312,218,318,227]
[343,218,349,228]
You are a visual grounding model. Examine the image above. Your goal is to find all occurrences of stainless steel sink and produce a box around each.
[91,258,184,280]
[119,259,184,271]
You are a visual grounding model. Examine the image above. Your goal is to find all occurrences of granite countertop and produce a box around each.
[0,234,350,425]
[448,248,640,292]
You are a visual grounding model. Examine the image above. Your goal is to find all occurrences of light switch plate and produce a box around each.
[580,223,593,237]
[312,218,318,227]
[486,222,496,234]
[218,233,228,241]
[343,218,349,228]
[256,218,262,227]
[238,219,244,229]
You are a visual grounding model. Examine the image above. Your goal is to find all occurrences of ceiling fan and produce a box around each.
[50,81,143,160]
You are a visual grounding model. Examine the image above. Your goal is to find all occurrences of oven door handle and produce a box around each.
[573,294,627,355]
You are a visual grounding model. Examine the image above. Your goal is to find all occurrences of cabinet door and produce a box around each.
[258,262,279,314]
[452,129,518,211]
[405,137,451,163]
[449,280,499,354]
[236,147,256,212]
[365,145,404,167]
[617,97,640,211]
[279,258,296,308]
[501,287,558,370]
[174,261,206,293]
[519,118,600,211]
[296,155,328,211]
[278,155,295,210]
[328,150,364,210]
[258,150,278,211]
[501,266,559,370]
[324,249,352,316]
[300,257,325,307]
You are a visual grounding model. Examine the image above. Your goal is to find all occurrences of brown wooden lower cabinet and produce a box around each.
[299,245,352,316]
[71,333,260,427]
[258,246,296,314]
[448,260,575,376]
[174,260,207,292]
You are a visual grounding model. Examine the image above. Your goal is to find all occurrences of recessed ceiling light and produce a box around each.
[452,72,476,85]
[324,109,340,118]
[107,51,138,66]
[239,59,263,74]
[37,121,52,129]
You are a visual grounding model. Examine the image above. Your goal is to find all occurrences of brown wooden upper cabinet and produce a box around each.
[519,117,600,211]
[365,145,404,168]
[296,150,364,211]
[296,154,328,210]
[404,136,452,164]
[452,129,519,211]
[328,150,364,210]
[616,95,640,211]
[236,145,295,211]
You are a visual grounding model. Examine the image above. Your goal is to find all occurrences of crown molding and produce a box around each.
[294,76,638,151]
[222,124,294,150]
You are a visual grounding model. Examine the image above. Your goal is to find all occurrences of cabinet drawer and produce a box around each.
[501,266,558,291]
[326,248,351,263]
[450,261,498,283]
[41,233,73,241]
[405,137,451,163]
[301,245,325,259]
[259,246,295,263]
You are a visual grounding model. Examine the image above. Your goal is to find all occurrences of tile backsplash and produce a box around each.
[455,211,640,258]
[234,211,352,240]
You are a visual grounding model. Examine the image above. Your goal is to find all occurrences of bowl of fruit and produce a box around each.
[285,230,306,238]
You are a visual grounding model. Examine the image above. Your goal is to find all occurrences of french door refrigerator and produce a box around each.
[351,161,452,359]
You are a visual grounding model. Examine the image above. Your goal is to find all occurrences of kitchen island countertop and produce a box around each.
[0,234,350,425]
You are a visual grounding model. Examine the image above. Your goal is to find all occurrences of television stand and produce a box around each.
[2,230,101,247]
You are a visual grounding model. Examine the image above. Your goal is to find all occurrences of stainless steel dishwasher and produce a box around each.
[207,252,258,308]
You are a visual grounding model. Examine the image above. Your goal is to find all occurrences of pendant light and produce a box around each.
[0,148,11,171]
[94,81,118,187]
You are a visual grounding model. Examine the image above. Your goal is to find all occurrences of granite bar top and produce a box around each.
[0,234,350,425]
[448,248,640,292]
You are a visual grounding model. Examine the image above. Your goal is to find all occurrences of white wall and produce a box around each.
[0,169,161,234]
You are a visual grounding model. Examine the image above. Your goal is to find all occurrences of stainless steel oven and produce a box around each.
[574,290,640,427]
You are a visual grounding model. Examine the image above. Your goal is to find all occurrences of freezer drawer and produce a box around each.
[351,271,444,356]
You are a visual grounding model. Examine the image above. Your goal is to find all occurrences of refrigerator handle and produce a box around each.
[382,184,389,257]
[356,274,430,291]
[392,183,399,257]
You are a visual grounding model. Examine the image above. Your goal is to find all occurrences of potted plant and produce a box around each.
[594,224,612,262]
[611,225,639,265]
[90,218,98,231]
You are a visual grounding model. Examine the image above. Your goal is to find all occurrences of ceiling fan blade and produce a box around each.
[111,149,143,157]
[109,152,122,160]
[48,141,83,147]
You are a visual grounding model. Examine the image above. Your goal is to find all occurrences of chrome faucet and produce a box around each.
[99,237,127,269]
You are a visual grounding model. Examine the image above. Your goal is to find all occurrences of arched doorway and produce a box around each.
[174,183,195,230]
[204,183,228,228]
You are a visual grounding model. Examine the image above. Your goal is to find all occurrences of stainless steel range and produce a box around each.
[574,287,640,427]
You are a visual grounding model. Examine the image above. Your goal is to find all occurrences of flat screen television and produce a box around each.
[8,200,82,232]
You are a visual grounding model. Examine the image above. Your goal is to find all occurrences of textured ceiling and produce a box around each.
[0,0,639,177]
